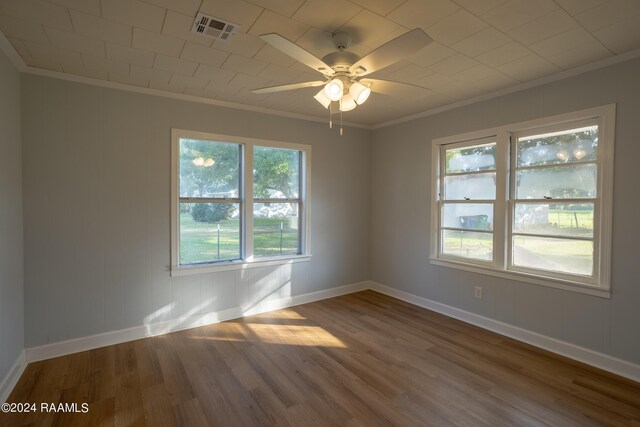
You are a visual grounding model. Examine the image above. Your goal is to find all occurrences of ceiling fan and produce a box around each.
[250,29,433,114]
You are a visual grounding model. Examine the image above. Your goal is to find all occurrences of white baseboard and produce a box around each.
[369,281,640,383]
[0,350,26,403]
[25,281,371,363]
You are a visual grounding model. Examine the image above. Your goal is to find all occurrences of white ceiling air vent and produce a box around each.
[191,12,240,42]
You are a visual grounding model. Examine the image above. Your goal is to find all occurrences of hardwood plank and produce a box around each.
[2,290,639,426]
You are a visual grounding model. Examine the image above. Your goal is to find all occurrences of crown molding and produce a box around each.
[0,30,26,71]
[373,48,640,129]
[21,65,372,130]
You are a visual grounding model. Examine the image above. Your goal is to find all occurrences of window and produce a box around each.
[171,130,310,275]
[431,105,615,297]
[440,138,497,262]
[253,146,302,257]
[511,124,598,278]
[177,139,242,265]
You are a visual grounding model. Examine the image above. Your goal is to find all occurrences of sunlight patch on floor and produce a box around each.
[190,322,346,348]
[249,308,306,320]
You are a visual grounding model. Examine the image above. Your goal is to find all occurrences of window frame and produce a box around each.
[171,129,312,276]
[437,136,500,268]
[430,105,615,298]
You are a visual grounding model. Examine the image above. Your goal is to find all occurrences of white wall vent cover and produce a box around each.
[191,12,240,42]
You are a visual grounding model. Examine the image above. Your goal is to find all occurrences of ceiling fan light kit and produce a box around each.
[313,89,332,109]
[339,94,357,112]
[349,81,371,105]
[324,78,344,101]
[252,28,433,133]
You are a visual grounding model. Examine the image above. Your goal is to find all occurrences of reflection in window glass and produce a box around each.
[515,164,597,199]
[253,203,300,257]
[179,139,240,198]
[517,126,598,167]
[445,143,496,174]
[444,173,496,200]
[179,203,240,264]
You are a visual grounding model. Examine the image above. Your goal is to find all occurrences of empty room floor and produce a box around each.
[3,291,639,426]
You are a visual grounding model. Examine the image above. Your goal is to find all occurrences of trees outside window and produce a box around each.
[172,130,310,273]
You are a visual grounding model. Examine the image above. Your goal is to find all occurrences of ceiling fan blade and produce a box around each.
[350,29,433,77]
[360,78,431,99]
[260,33,335,76]
[251,81,326,94]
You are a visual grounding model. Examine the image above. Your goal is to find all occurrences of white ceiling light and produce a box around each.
[323,78,344,101]
[314,89,331,109]
[339,94,357,112]
[349,81,371,105]
[573,148,587,160]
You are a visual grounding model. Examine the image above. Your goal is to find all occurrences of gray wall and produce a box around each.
[371,57,640,365]
[0,49,24,379]
[21,74,370,347]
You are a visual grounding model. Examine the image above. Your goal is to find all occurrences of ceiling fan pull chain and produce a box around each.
[340,108,343,136]
[329,102,332,128]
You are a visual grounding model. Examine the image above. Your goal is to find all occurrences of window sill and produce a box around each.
[171,255,312,277]
[429,257,611,298]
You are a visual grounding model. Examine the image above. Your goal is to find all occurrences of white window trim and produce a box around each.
[430,104,615,298]
[171,129,312,276]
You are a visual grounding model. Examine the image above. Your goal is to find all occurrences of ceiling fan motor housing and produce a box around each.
[322,51,359,73]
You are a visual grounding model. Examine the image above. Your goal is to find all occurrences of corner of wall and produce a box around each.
[0,38,25,403]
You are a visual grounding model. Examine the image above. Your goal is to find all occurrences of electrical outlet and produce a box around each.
[474,286,483,299]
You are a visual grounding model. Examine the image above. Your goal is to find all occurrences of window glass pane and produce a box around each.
[442,230,493,261]
[514,203,594,238]
[254,146,300,199]
[517,125,598,167]
[253,203,300,257]
[515,164,596,199]
[445,142,496,174]
[444,173,496,200]
[179,139,240,198]
[443,203,493,231]
[512,235,593,276]
[179,203,240,264]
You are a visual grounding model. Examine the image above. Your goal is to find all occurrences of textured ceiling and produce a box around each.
[1,0,639,126]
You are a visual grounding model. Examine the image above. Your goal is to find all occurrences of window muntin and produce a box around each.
[439,139,497,263]
[178,139,242,265]
[510,124,599,278]
[253,146,303,258]
[172,130,310,273]
[431,107,614,296]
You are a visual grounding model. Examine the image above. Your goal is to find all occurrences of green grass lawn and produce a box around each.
[179,213,299,264]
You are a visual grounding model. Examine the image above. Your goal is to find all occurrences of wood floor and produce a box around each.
[3,291,640,426]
